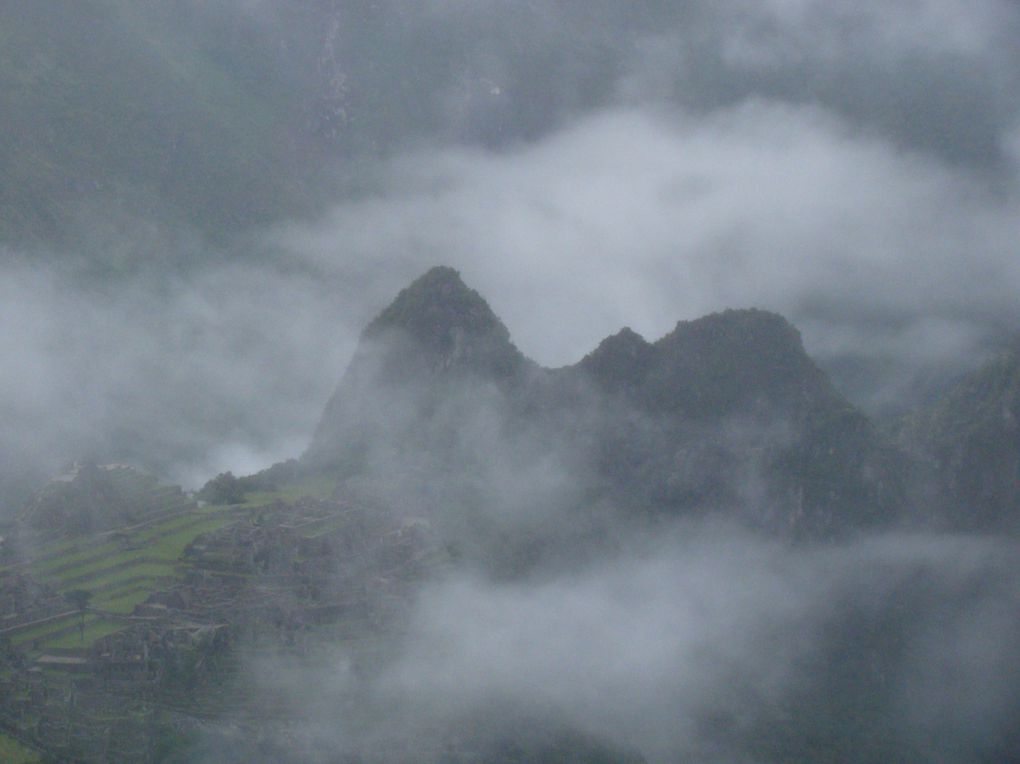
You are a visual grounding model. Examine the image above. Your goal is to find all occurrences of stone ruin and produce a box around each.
[0,493,436,762]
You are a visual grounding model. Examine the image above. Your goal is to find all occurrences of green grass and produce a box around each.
[27,501,215,569]
[34,539,121,572]
[7,612,129,651]
[5,509,237,645]
[45,618,125,649]
[134,511,221,539]
[0,732,40,764]
[238,475,338,507]
[33,512,235,589]
[8,615,82,647]
[145,517,234,558]
[90,578,147,599]
[85,563,177,592]
[47,550,157,584]
[6,492,243,658]
[93,587,151,615]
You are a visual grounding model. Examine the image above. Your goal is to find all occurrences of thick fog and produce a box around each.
[5,99,1019,505]
[274,103,1020,385]
[369,530,1020,763]
[4,1,1020,512]
[5,3,1020,762]
[173,326,1020,762]
[0,257,354,499]
[203,518,1020,762]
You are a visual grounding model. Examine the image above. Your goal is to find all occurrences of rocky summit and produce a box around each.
[304,267,903,539]
[304,267,531,471]
[361,265,528,379]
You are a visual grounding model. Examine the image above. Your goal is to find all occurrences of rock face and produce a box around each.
[898,342,1020,531]
[305,267,903,537]
[361,265,527,379]
[304,266,532,474]
[602,309,841,419]
[569,309,902,534]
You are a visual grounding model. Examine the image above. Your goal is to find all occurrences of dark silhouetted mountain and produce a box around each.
[571,309,903,535]
[578,327,655,395]
[361,265,529,380]
[898,341,1020,531]
[305,267,904,540]
[581,308,843,419]
[304,267,532,474]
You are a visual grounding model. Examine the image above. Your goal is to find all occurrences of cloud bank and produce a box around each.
[4,0,1020,503]
[276,101,1020,409]
[214,524,1020,763]
[0,257,356,504]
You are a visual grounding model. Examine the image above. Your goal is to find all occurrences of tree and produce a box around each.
[197,471,246,505]
[65,589,92,642]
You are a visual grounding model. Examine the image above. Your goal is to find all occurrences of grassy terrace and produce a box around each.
[0,732,40,764]
[8,614,86,647]
[83,563,178,593]
[46,618,126,650]
[41,518,235,585]
[10,613,133,652]
[94,587,153,615]
[8,506,241,653]
[32,512,214,574]
[236,475,337,508]
[5,475,343,654]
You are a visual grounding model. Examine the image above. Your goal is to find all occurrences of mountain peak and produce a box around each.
[578,327,654,393]
[306,273,896,536]
[305,267,528,466]
[645,308,840,418]
[366,266,499,339]
[356,267,522,372]
[357,265,526,379]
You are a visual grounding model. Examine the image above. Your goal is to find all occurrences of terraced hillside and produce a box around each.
[3,465,342,658]
[4,513,236,656]
[0,466,446,761]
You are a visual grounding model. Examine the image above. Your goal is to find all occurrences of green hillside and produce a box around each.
[3,465,343,657]
[0,733,40,764]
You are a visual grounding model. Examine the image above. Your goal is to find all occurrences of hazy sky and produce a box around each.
[2,0,1020,503]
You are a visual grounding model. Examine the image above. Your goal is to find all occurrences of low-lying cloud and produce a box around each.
[5,96,1019,507]
[225,524,1020,763]
[276,101,1020,409]
[0,257,357,506]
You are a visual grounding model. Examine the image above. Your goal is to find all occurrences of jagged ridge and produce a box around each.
[304,267,902,537]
